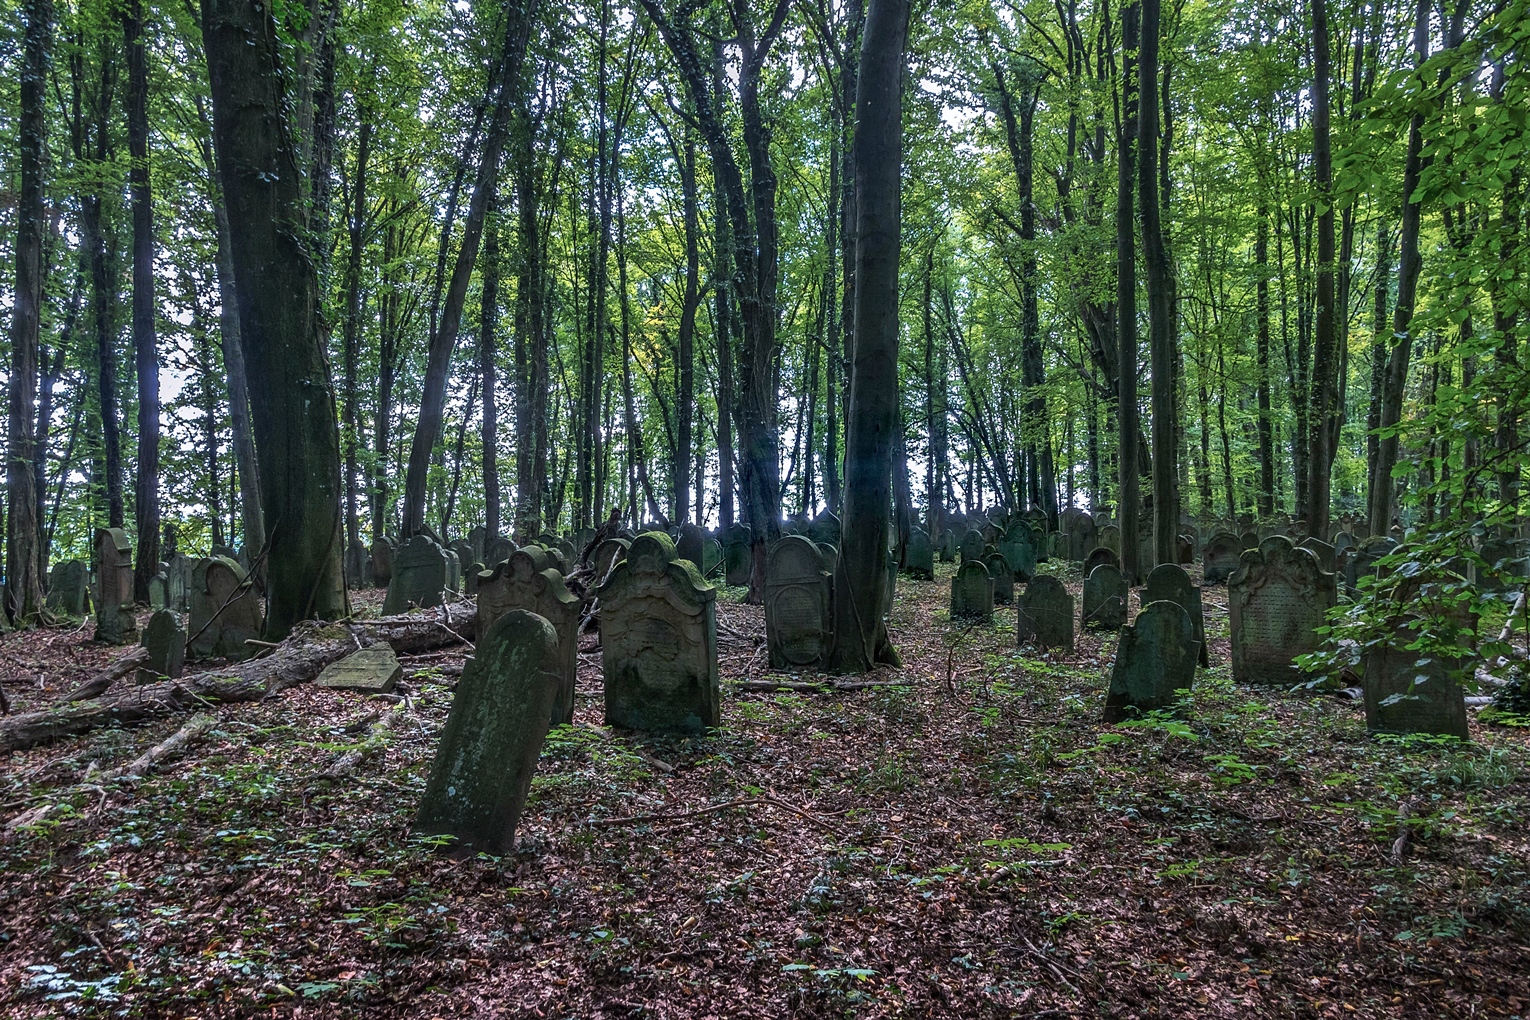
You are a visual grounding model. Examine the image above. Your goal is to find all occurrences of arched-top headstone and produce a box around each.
[598,532,719,733]
[1018,575,1074,650]
[959,529,986,564]
[190,555,263,660]
[724,525,753,586]
[593,537,630,583]
[477,546,580,724]
[94,527,137,645]
[766,535,833,669]
[485,536,516,569]
[1143,562,1208,667]
[1098,525,1121,556]
[1202,531,1243,585]
[676,522,705,571]
[1229,536,1337,685]
[701,537,723,578]
[904,529,934,580]
[1104,600,1197,722]
[1084,546,1121,577]
[46,559,90,618]
[139,609,186,684]
[383,535,451,615]
[999,528,1037,581]
[370,535,396,587]
[950,560,993,621]
[1082,563,1127,631]
[986,553,1014,605]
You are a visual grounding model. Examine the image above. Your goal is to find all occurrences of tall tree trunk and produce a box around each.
[823,129,842,512]
[5,0,51,625]
[922,245,938,535]
[1116,1,1142,582]
[1139,0,1176,565]
[201,0,347,636]
[341,114,371,555]
[126,0,160,599]
[1307,0,1336,538]
[480,181,501,541]
[832,0,907,673]
[402,2,538,537]
[1365,223,1390,511]
[1256,204,1275,516]
[675,126,700,524]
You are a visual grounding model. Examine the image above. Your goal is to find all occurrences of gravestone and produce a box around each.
[383,535,451,615]
[986,553,1014,605]
[1098,525,1121,557]
[677,522,705,571]
[701,537,723,578]
[317,646,403,694]
[818,542,839,575]
[1143,563,1209,668]
[593,537,630,582]
[1298,536,1337,574]
[1017,575,1074,651]
[166,552,195,610]
[1082,563,1128,630]
[464,562,486,596]
[1069,515,1099,563]
[811,511,841,547]
[477,546,581,724]
[94,527,138,645]
[1333,532,1357,558]
[468,526,487,564]
[724,526,753,586]
[904,529,934,580]
[450,541,475,579]
[598,532,720,733]
[938,530,957,563]
[370,536,396,587]
[1084,546,1121,577]
[148,573,169,610]
[345,538,369,590]
[1202,531,1243,585]
[189,556,264,660]
[444,546,463,594]
[413,610,561,855]
[1362,618,1470,740]
[1240,530,1260,551]
[1176,534,1194,565]
[485,536,516,569]
[950,560,994,621]
[765,535,832,669]
[1347,536,1397,591]
[1229,536,1337,685]
[959,529,986,564]
[45,559,89,618]
[137,609,186,684]
[1104,601,1198,722]
[1000,528,1037,581]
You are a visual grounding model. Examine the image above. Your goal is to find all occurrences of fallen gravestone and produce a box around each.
[477,546,580,724]
[137,609,186,684]
[1104,600,1198,722]
[94,527,138,645]
[1229,536,1337,685]
[413,610,561,855]
[1017,575,1074,650]
[1081,563,1128,630]
[599,532,720,733]
[317,646,403,693]
[950,560,994,621]
[766,535,832,669]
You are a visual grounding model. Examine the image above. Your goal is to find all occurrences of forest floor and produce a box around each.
[2,558,1530,1019]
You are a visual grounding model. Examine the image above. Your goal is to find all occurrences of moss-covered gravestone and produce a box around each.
[999,528,1037,581]
[484,536,516,570]
[1068,514,1098,563]
[1082,563,1127,630]
[1362,620,1470,740]
[904,529,934,580]
[1018,575,1074,651]
[1202,531,1243,585]
[599,532,719,733]
[938,530,957,563]
[1229,536,1337,685]
[1104,600,1198,722]
[1298,536,1337,573]
[959,529,985,564]
[950,560,994,621]
[701,537,723,579]
[593,537,630,582]
[189,556,264,661]
[317,646,402,693]
[369,535,396,588]
[138,609,186,684]
[1084,545,1121,577]
[766,535,832,670]
[414,610,561,855]
[724,525,752,587]
[94,528,138,645]
[477,546,580,724]
[986,553,1014,605]
[383,535,451,615]
[1142,563,1209,667]
[46,559,89,618]
[1098,525,1122,557]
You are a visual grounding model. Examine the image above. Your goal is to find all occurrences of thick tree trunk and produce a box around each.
[1116,2,1142,582]
[823,130,842,513]
[1139,0,1176,566]
[5,0,51,626]
[201,0,348,636]
[126,0,161,601]
[831,0,907,673]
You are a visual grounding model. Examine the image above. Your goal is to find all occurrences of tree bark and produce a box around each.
[1139,0,1176,565]
[1116,1,1142,582]
[342,113,372,555]
[831,0,908,673]
[126,0,161,601]
[1256,204,1275,517]
[480,180,502,541]
[1307,0,1336,538]
[675,126,699,524]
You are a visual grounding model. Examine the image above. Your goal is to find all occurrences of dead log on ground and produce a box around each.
[65,648,151,702]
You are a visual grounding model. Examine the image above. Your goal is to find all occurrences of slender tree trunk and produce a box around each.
[5,0,51,625]
[480,181,501,541]
[922,245,938,535]
[1307,0,1336,537]
[1116,1,1142,582]
[1365,224,1390,509]
[341,114,372,554]
[823,129,842,513]
[1256,204,1275,516]
[1139,0,1176,565]
[832,0,907,673]
[675,126,700,524]
[126,0,160,599]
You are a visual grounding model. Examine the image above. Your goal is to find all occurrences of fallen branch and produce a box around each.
[65,648,150,702]
[0,611,474,755]
[306,703,404,788]
[113,713,216,779]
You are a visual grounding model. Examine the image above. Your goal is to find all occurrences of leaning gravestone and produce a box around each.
[986,553,1014,605]
[1143,563,1209,668]
[1202,531,1243,585]
[950,560,994,621]
[599,532,719,733]
[190,556,264,661]
[370,536,396,587]
[137,609,186,685]
[1298,536,1337,574]
[317,646,403,693]
[1084,546,1121,577]
[46,559,89,618]
[477,546,580,725]
[1018,575,1074,650]
[1229,536,1337,685]
[765,535,832,670]
[1104,601,1198,722]
[1362,618,1470,740]
[94,527,138,645]
[383,535,451,615]
[701,537,723,579]
[413,610,561,855]
[593,537,630,582]
[1082,563,1128,630]
[904,529,934,580]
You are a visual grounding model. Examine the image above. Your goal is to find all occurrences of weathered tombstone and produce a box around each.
[1098,525,1121,557]
[1017,575,1074,650]
[383,535,451,615]
[485,536,516,569]
[166,552,195,610]
[345,538,369,590]
[950,560,994,621]
[1081,563,1128,630]
[1240,530,1260,551]
[1103,601,1198,722]
[959,529,986,564]
[1000,528,1037,581]
[1347,536,1397,591]
[1475,534,1527,593]
[818,542,839,575]
[317,646,402,693]
[148,573,170,610]
[676,522,705,570]
[1084,546,1121,577]
[904,529,934,580]
[370,536,396,587]
[986,553,1014,605]
[724,526,752,587]
[468,526,488,565]
[1333,531,1357,558]
[1362,618,1470,740]
[190,556,264,661]
[413,610,561,855]
[811,511,841,547]
[598,532,720,733]
[444,546,463,594]
[593,537,630,582]
[1069,515,1099,563]
[1229,536,1338,685]
[477,547,581,724]
[1298,536,1337,574]
[700,537,722,579]
[94,527,138,645]
[1176,534,1194,565]
[137,609,186,684]
[45,559,89,618]
[450,541,475,579]
[1202,531,1243,585]
[765,535,832,669]
[1142,563,1209,668]
[938,530,958,563]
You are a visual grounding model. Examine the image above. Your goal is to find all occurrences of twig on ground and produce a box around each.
[113,713,217,780]
[65,648,150,702]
